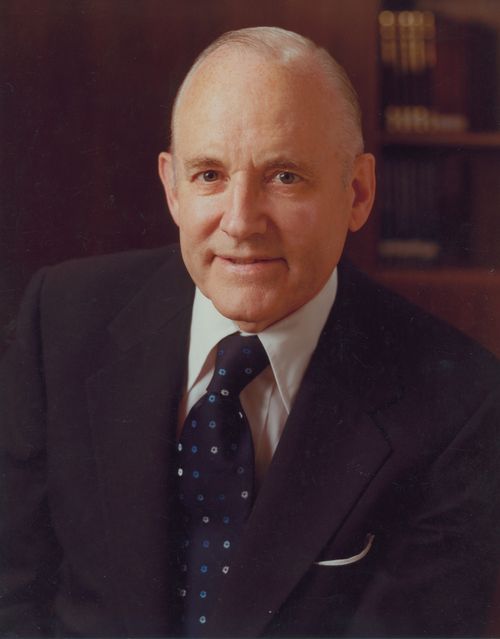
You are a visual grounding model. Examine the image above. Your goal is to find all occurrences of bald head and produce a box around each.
[158,26,375,332]
[170,26,364,166]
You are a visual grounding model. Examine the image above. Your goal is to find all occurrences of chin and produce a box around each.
[218,303,266,326]
[212,294,275,332]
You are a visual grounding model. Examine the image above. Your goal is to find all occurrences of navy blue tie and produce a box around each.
[176,333,269,635]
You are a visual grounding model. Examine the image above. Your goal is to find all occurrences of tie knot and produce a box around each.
[207,333,269,397]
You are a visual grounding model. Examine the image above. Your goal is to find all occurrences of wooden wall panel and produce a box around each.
[0,0,380,347]
[1,1,500,630]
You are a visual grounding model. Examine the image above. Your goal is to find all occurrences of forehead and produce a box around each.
[172,49,342,159]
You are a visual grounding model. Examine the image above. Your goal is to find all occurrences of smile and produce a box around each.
[222,257,276,264]
[215,255,285,273]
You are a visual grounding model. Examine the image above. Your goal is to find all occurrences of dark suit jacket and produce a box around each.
[1,245,500,638]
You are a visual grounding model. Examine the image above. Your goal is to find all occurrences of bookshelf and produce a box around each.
[380,131,500,149]
[366,0,500,357]
[1,0,498,355]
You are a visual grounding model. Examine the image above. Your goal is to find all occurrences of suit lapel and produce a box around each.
[208,263,400,637]
[85,253,194,635]
[209,371,392,637]
[84,255,402,636]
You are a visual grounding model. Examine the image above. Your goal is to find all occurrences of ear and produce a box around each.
[348,153,376,232]
[158,151,180,227]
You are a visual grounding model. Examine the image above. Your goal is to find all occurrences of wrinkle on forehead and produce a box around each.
[172,46,340,149]
[172,48,343,169]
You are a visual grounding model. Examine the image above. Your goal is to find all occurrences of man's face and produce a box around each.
[160,50,374,332]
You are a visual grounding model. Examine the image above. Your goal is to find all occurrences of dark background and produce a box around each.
[3,0,499,357]
[1,0,500,630]
[0,0,379,352]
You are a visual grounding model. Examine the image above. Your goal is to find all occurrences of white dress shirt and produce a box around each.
[179,268,338,484]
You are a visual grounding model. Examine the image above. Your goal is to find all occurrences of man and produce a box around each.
[1,26,500,638]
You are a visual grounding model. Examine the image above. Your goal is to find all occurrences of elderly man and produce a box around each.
[1,26,500,638]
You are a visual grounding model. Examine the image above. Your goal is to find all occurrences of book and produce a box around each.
[379,9,498,133]
[378,148,470,264]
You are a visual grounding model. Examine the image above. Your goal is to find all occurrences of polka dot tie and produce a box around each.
[176,333,269,635]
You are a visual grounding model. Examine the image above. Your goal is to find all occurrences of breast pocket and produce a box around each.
[299,532,379,603]
[315,533,374,567]
[268,534,379,637]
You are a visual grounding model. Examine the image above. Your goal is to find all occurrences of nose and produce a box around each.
[219,176,267,239]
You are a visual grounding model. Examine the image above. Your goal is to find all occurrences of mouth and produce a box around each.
[219,256,277,264]
[214,254,285,274]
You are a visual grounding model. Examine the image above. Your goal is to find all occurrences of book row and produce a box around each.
[379,149,471,264]
[379,9,498,134]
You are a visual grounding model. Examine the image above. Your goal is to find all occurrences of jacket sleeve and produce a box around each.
[347,384,500,637]
[0,269,62,637]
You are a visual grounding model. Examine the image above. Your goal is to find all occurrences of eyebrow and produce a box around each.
[183,157,224,173]
[182,155,313,175]
[262,158,308,172]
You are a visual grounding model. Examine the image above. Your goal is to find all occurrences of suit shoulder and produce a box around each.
[376,275,498,378]
[39,244,180,305]
[337,262,500,414]
[30,245,189,336]
[45,245,181,291]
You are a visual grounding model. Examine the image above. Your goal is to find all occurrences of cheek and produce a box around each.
[281,211,347,280]
[177,199,220,242]
[277,203,334,252]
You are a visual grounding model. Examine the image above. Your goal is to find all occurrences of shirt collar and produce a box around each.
[187,268,338,413]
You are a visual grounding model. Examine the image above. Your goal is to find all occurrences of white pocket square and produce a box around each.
[315,533,375,567]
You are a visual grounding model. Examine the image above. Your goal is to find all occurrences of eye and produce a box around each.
[198,170,220,182]
[275,171,300,185]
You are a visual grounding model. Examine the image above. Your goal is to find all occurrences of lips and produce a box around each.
[214,254,284,273]
[221,257,275,264]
